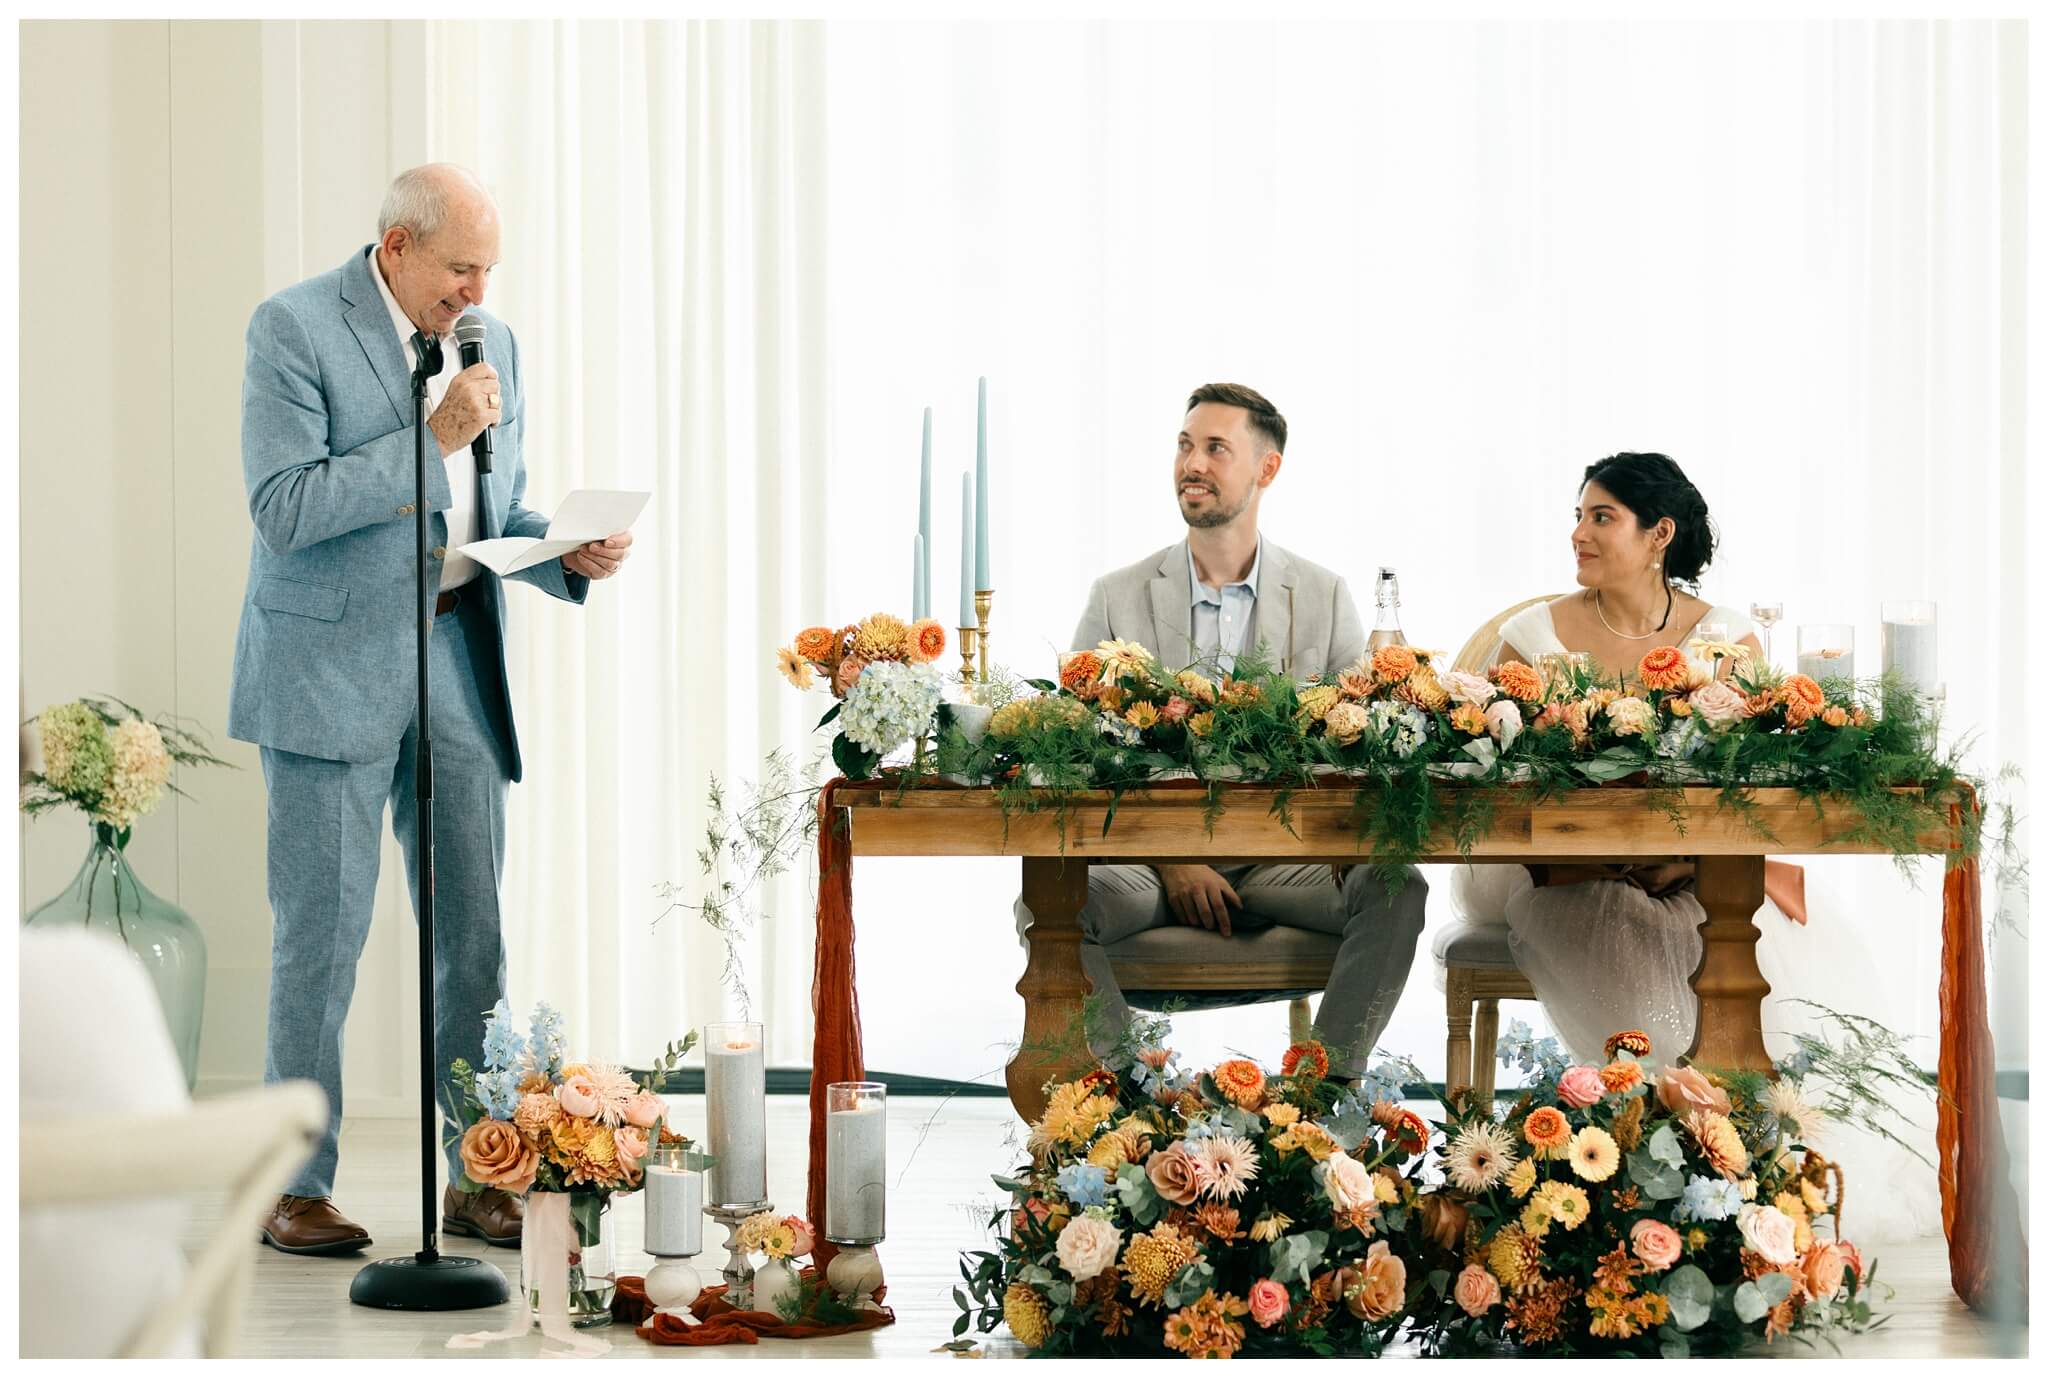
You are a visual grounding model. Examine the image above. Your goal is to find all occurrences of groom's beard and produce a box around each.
[1178,483,1254,529]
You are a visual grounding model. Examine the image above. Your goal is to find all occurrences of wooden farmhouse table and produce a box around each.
[809,778,2021,1314]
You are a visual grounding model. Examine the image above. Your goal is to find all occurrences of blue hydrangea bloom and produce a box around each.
[1056,1162,1109,1208]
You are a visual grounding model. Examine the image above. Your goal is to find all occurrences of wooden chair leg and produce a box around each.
[1287,996,1313,1047]
[1473,997,1502,1105]
[1444,968,1474,1101]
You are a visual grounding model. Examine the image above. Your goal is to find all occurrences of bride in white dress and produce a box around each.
[1494,451,1941,1246]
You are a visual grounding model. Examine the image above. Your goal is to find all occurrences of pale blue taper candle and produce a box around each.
[918,407,932,618]
[974,377,990,589]
[912,534,925,621]
[959,472,975,626]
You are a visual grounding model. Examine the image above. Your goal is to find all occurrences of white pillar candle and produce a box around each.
[644,1163,703,1256]
[826,1082,887,1244]
[1882,605,1938,696]
[705,1023,767,1207]
[1796,649,1855,684]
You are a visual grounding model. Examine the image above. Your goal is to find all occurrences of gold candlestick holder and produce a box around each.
[975,589,993,684]
[957,625,980,689]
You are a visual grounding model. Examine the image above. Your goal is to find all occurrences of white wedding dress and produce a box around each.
[1490,598,1944,1246]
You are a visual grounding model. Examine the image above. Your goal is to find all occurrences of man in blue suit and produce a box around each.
[230,165,631,1254]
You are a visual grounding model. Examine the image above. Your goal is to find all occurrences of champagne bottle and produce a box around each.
[1367,566,1407,649]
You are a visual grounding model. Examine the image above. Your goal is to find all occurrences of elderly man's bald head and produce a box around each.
[374,164,502,336]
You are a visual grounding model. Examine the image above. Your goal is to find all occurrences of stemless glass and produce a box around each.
[1796,624,1855,686]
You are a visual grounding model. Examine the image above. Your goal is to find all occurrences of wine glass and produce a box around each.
[1748,601,1783,667]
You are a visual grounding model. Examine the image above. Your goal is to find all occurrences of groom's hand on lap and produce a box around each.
[1157,864,1241,938]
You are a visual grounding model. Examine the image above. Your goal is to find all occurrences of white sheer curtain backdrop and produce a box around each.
[420,19,2025,1090]
[817,19,2028,1083]
[427,19,829,1066]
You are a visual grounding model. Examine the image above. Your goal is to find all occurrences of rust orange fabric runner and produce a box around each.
[612,1273,894,1346]
[808,778,862,1274]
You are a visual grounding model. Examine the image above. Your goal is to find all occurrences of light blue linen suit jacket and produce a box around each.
[228,245,587,781]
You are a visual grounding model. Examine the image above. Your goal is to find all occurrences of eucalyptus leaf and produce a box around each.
[1626,1149,1685,1201]
[1734,1280,1770,1323]
[1756,1271,1795,1306]
[1648,1122,1685,1169]
[1664,1265,1714,1332]
[1269,1229,1331,1287]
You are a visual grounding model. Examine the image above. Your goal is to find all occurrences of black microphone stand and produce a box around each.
[351,334,511,1312]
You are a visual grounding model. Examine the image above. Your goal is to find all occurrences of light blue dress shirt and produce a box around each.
[1189,540,1262,674]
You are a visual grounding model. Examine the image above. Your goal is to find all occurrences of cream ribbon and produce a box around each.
[447,1191,611,1358]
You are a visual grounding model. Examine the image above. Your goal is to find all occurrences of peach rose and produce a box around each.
[1803,1241,1847,1299]
[1147,1144,1207,1206]
[832,655,868,698]
[1485,698,1523,749]
[1351,1240,1407,1321]
[1557,1065,1606,1109]
[1453,1264,1502,1317]
[1247,1277,1291,1328]
[1689,680,1752,728]
[1656,1064,1732,1119]
[1821,705,1849,728]
[624,1091,666,1130]
[1737,1203,1799,1265]
[460,1118,540,1193]
[1322,1151,1377,1214]
[1440,669,1500,707]
[1160,695,1193,724]
[1839,1240,1865,1283]
[1631,1218,1683,1271]
[782,1214,817,1257]
[556,1072,602,1120]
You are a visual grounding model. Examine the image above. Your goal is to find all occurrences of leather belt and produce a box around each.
[435,590,459,616]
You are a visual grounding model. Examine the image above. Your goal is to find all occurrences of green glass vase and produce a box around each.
[25,822,207,1089]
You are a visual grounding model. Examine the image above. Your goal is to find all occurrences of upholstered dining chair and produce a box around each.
[1433,595,1560,1101]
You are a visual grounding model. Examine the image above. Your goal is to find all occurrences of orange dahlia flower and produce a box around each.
[1281,1041,1330,1081]
[1523,1106,1572,1155]
[1600,1060,1645,1094]
[1060,651,1105,697]
[1779,674,1826,726]
[1371,644,1419,684]
[1604,1030,1652,1059]
[1637,647,1689,692]
[1211,1059,1268,1110]
[794,626,839,664]
[1491,661,1544,704]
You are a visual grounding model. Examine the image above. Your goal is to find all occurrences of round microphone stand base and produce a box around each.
[350,1252,511,1312]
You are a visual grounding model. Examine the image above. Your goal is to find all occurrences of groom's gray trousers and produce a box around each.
[260,589,513,1197]
[1014,863,1427,1075]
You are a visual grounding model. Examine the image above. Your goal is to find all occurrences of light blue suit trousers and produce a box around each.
[261,588,512,1197]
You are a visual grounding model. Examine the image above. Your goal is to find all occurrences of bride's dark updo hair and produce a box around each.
[1581,452,1717,587]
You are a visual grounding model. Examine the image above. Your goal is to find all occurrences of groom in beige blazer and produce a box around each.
[1017,382,1427,1076]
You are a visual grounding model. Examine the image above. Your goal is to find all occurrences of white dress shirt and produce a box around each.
[1188,538,1263,674]
[368,248,479,591]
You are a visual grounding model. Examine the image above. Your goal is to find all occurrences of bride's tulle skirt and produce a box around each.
[1503,877,1943,1246]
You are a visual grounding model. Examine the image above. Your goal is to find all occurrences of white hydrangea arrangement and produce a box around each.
[21,696,230,840]
[840,659,945,757]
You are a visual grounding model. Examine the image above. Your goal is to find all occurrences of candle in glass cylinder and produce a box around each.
[705,1022,767,1207]
[1795,624,1855,686]
[644,1159,703,1256]
[1881,601,1938,696]
[825,1081,887,1244]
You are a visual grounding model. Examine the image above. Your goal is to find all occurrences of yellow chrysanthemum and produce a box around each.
[1003,1283,1051,1349]
[1271,1122,1337,1162]
[851,612,911,663]
[1122,1223,1200,1308]
[1487,1226,1545,1293]
[1400,668,1451,712]
[1686,1110,1751,1180]
[1297,683,1343,724]
[1035,1081,1116,1148]
[1506,1157,1539,1199]
[1249,1213,1293,1244]
[1087,1133,1135,1177]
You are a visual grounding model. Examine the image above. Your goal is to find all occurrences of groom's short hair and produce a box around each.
[1185,382,1286,456]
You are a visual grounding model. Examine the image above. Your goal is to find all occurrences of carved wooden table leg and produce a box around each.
[1007,857,1094,1123]
[1686,854,1774,1075]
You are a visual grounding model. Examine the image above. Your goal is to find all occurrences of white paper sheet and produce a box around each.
[457,489,651,576]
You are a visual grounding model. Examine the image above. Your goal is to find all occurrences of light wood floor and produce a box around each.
[204,1097,2027,1360]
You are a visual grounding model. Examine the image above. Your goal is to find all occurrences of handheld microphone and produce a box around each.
[452,313,493,473]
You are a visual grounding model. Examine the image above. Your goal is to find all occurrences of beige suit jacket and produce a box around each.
[1069,538,1368,681]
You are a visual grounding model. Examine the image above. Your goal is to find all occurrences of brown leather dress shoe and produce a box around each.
[443,1184,524,1247]
[260,1195,372,1255]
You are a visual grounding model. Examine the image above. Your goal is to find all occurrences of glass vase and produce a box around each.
[522,1191,615,1327]
[25,822,206,1089]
